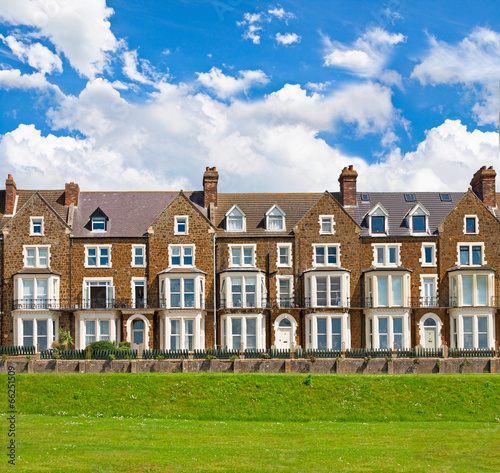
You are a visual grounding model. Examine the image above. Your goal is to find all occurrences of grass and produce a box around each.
[1,373,500,472]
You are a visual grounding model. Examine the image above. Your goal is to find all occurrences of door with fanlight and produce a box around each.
[423,318,437,349]
[276,318,293,349]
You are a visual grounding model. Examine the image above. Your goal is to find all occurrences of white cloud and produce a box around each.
[0,0,118,78]
[323,27,405,78]
[0,124,183,191]
[196,67,270,99]
[412,28,500,125]
[268,7,296,23]
[361,120,500,191]
[276,33,301,46]
[0,68,62,96]
[242,24,262,44]
[0,35,62,74]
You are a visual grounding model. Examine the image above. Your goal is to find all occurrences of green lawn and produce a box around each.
[2,373,500,472]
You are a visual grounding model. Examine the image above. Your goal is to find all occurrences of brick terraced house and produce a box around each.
[0,165,499,352]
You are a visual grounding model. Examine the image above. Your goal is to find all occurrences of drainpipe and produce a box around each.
[69,236,73,336]
[0,236,4,345]
[213,232,217,349]
[360,237,364,348]
[266,252,271,349]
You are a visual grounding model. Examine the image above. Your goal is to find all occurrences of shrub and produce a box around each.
[413,358,420,365]
[87,341,116,351]
[2,354,8,361]
[156,355,165,361]
[303,374,313,386]
[108,354,116,361]
[260,352,270,359]
[26,355,32,361]
[59,328,74,349]
[363,356,372,365]
[436,359,441,371]
[230,354,239,361]
[118,341,131,350]
[308,355,317,363]
[206,354,216,360]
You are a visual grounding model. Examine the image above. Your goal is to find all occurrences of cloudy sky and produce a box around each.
[0,0,499,193]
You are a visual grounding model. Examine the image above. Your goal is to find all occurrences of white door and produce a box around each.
[276,327,291,349]
[424,327,436,349]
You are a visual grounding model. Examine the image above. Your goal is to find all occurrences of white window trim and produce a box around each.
[221,313,266,350]
[406,203,430,236]
[131,277,147,308]
[367,203,389,236]
[372,243,401,268]
[74,311,120,349]
[23,245,50,268]
[91,217,107,232]
[419,274,439,308]
[449,309,495,349]
[30,216,44,236]
[228,244,256,268]
[159,275,205,309]
[420,242,437,267]
[365,311,411,349]
[84,245,112,268]
[174,215,189,235]
[13,314,58,350]
[365,272,410,308]
[131,244,146,267]
[456,242,486,267]
[276,243,292,268]
[449,271,494,307]
[225,204,246,233]
[418,313,442,349]
[81,277,114,309]
[305,313,351,350]
[463,215,479,235]
[319,215,336,235]
[14,274,60,309]
[312,243,341,268]
[162,313,204,351]
[276,275,294,308]
[168,244,195,268]
[265,204,286,232]
[305,272,350,308]
[221,272,266,309]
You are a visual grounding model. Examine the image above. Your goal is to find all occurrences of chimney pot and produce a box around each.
[203,166,219,209]
[5,174,17,215]
[65,181,80,206]
[470,166,496,207]
[338,165,358,207]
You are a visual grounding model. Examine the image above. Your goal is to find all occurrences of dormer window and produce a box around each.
[266,205,285,231]
[226,205,245,232]
[89,208,108,232]
[407,203,430,235]
[367,204,388,236]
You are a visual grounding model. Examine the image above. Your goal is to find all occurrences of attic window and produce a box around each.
[361,194,370,202]
[440,193,452,202]
[404,194,416,202]
[266,205,285,232]
[226,205,245,232]
[92,217,106,232]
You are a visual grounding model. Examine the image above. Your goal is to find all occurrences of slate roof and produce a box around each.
[0,189,68,230]
[72,191,206,238]
[348,192,465,237]
[214,193,323,237]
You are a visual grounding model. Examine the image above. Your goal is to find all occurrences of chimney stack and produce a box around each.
[65,182,80,206]
[338,165,358,207]
[470,166,496,208]
[5,174,17,215]
[203,166,219,208]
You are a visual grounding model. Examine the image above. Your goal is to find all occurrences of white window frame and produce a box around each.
[220,272,266,309]
[162,314,204,351]
[226,205,246,232]
[14,274,60,310]
[13,314,58,350]
[449,271,494,307]
[228,244,256,268]
[463,215,479,235]
[85,245,112,268]
[265,204,286,232]
[367,203,389,236]
[449,311,495,349]
[305,271,350,308]
[82,278,114,309]
[91,216,106,232]
[174,216,189,235]
[365,312,411,349]
[131,244,146,267]
[131,277,147,309]
[312,243,341,268]
[305,313,350,350]
[74,311,120,349]
[276,275,294,308]
[419,274,438,308]
[30,216,44,236]
[365,272,410,308]
[168,244,195,267]
[372,243,401,268]
[23,245,50,268]
[407,203,430,236]
[221,313,265,350]
[319,215,335,235]
[457,242,486,267]
[276,243,292,267]
[420,243,437,267]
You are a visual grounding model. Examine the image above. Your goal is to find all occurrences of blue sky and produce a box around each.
[0,0,499,193]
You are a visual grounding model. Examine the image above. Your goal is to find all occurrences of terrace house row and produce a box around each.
[0,165,499,353]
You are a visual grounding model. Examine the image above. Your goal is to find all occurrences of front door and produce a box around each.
[276,327,291,349]
[132,319,145,349]
[424,327,436,349]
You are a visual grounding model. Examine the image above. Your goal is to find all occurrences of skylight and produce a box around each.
[440,193,452,202]
[404,194,416,202]
[361,194,370,202]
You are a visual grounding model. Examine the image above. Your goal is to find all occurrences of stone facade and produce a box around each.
[1,165,500,354]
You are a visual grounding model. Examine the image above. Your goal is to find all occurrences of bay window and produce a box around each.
[365,312,410,349]
[14,275,59,310]
[449,270,493,307]
[221,314,265,350]
[304,271,349,308]
[364,271,410,308]
[14,316,58,350]
[158,273,205,309]
[450,312,494,349]
[305,313,350,350]
[220,271,266,309]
